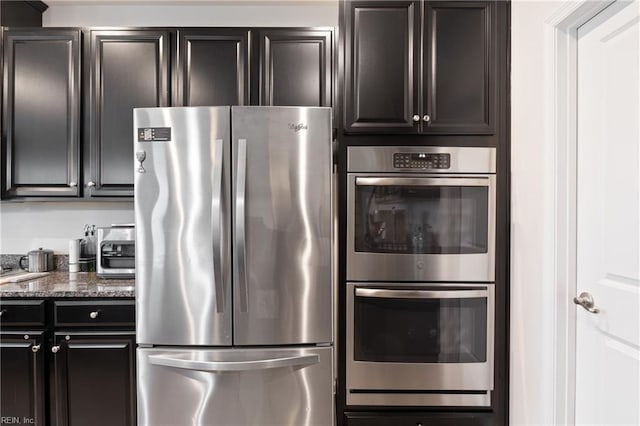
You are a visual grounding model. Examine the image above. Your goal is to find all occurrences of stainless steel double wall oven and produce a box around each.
[346,146,496,407]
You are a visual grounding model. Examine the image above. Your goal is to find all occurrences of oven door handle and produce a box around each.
[355,288,488,299]
[355,177,489,187]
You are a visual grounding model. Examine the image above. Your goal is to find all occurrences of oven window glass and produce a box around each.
[354,185,488,254]
[354,293,487,363]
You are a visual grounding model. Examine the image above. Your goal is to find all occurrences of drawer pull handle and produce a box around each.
[89,311,99,319]
[31,344,41,353]
[51,345,60,354]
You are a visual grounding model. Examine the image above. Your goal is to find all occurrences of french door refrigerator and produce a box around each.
[133,106,333,426]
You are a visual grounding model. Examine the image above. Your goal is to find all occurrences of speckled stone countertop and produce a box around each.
[0,272,134,298]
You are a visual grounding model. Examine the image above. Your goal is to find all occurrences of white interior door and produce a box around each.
[575,1,640,424]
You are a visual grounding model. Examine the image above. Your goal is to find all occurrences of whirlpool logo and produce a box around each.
[288,123,308,133]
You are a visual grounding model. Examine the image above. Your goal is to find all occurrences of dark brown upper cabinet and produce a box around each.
[343,0,497,135]
[0,2,48,27]
[1,28,81,198]
[174,28,332,109]
[173,28,249,106]
[86,29,171,197]
[343,1,420,133]
[253,28,333,108]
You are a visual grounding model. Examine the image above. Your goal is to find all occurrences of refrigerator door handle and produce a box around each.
[235,138,249,312]
[212,138,225,313]
[148,353,319,372]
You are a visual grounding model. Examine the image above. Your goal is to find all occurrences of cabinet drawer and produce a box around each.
[54,300,135,327]
[0,300,46,326]
[344,413,493,426]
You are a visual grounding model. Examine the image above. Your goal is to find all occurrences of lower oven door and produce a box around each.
[346,283,494,407]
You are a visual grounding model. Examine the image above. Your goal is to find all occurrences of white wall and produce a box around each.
[0,202,134,254]
[43,0,338,27]
[510,0,569,424]
[0,0,338,255]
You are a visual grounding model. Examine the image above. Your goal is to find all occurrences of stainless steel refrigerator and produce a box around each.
[133,106,333,426]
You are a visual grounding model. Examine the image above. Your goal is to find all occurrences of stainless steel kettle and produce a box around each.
[19,248,55,272]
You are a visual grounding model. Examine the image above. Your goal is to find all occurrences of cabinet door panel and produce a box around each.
[256,29,332,107]
[424,1,495,134]
[53,332,136,426]
[174,29,249,107]
[88,30,170,197]
[344,1,420,133]
[0,332,46,425]
[2,29,80,198]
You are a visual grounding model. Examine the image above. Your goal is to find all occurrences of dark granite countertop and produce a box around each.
[0,272,134,298]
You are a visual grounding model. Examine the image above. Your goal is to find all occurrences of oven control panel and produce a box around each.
[393,153,451,169]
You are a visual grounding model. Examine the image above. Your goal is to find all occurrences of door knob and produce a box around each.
[573,292,600,314]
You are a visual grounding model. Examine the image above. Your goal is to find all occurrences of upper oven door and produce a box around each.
[347,174,496,282]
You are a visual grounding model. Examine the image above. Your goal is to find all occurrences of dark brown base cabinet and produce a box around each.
[0,299,136,426]
[51,332,136,426]
[0,331,46,425]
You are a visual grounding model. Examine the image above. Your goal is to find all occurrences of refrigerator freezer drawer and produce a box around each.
[137,346,334,426]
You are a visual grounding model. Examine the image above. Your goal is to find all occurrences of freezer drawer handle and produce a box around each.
[212,138,225,314]
[148,353,319,372]
[355,288,488,299]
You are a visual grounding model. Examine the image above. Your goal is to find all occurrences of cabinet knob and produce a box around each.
[412,115,420,122]
[423,115,431,123]
[51,345,60,354]
[69,182,77,187]
[31,344,41,353]
[87,181,96,188]
[0,309,5,317]
[90,311,99,319]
